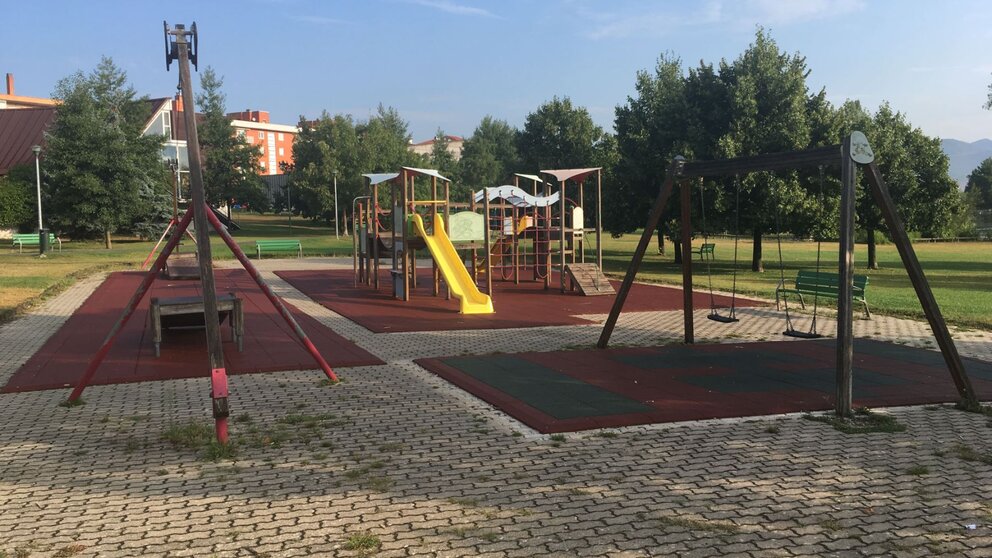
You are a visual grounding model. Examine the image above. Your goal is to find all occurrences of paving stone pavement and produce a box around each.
[1,258,990,557]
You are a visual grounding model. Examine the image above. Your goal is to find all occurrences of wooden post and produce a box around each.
[432,175,439,297]
[483,191,492,296]
[863,162,979,407]
[596,169,603,271]
[679,178,694,344]
[373,183,381,290]
[401,172,409,301]
[598,158,681,348]
[559,178,566,293]
[836,136,856,417]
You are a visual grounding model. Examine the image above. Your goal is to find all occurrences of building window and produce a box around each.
[278,147,284,156]
[258,131,265,139]
[278,133,284,141]
[260,161,266,168]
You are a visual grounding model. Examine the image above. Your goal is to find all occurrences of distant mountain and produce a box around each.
[941,138,992,188]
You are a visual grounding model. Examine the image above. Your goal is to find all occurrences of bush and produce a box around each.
[0,166,36,230]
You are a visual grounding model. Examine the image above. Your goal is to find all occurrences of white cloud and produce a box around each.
[407,0,501,19]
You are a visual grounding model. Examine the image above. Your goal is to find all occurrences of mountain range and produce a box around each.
[941,138,992,188]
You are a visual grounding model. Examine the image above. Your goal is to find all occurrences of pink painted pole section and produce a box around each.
[142,219,175,270]
[204,205,339,382]
[68,208,194,402]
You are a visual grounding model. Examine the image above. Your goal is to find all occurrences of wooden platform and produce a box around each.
[565,263,615,296]
[165,253,200,279]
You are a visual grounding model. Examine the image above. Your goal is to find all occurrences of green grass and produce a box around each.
[802,408,907,434]
[3,215,991,330]
[0,211,350,325]
[599,234,992,330]
[343,532,381,554]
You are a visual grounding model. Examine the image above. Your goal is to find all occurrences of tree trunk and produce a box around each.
[656,223,665,255]
[673,238,682,264]
[751,228,763,272]
[104,230,112,249]
[867,227,878,270]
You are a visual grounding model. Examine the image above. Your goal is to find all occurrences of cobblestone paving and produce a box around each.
[1,258,990,557]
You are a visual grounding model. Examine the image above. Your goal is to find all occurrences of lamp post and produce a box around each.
[32,145,48,256]
[333,169,339,240]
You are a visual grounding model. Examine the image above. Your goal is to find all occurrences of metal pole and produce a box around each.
[680,179,694,344]
[34,147,42,231]
[333,170,339,239]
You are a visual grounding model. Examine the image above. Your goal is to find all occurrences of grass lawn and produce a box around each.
[599,234,992,330]
[2,212,991,331]
[0,211,351,323]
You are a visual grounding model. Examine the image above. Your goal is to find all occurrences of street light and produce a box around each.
[333,169,339,240]
[32,145,47,256]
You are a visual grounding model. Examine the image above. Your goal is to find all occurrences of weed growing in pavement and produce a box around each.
[343,531,381,554]
[802,408,906,434]
[594,431,618,438]
[162,421,238,461]
[52,544,86,557]
[58,398,85,408]
[764,424,781,434]
[447,497,480,507]
[549,434,566,443]
[818,519,842,531]
[377,442,403,452]
[905,465,930,476]
[950,443,992,465]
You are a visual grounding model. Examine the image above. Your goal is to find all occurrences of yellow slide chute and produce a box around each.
[408,214,494,314]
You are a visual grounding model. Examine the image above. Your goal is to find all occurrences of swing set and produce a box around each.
[598,133,980,416]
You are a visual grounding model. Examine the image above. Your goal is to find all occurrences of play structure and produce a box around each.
[354,168,493,314]
[597,132,981,416]
[352,167,613,313]
[64,23,338,444]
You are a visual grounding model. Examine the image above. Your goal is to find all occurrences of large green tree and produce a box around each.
[459,116,520,190]
[965,157,992,210]
[518,96,605,170]
[45,57,170,247]
[428,129,462,198]
[196,67,270,212]
[0,164,36,230]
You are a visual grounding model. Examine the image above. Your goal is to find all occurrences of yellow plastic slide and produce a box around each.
[409,214,494,314]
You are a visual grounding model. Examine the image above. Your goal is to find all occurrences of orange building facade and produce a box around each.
[226,109,298,175]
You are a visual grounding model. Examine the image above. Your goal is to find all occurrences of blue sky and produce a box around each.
[3,0,992,142]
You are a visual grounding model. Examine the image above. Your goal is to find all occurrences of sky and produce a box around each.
[3,0,992,142]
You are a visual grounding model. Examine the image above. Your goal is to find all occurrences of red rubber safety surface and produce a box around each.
[276,269,765,333]
[2,270,383,393]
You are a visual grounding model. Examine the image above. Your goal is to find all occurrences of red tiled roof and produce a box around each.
[0,107,56,175]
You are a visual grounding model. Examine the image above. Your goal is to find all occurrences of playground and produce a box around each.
[0,25,990,557]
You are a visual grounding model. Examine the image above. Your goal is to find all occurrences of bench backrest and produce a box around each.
[12,233,57,243]
[255,240,301,247]
[794,270,868,296]
[701,243,715,250]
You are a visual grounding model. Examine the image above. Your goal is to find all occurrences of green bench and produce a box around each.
[776,270,870,318]
[11,233,62,253]
[691,242,715,260]
[254,239,302,259]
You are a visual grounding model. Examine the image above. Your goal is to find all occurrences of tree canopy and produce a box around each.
[966,157,992,210]
[196,67,270,212]
[44,57,170,246]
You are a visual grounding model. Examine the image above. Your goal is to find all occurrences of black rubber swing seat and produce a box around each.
[707,313,739,323]
[782,329,823,339]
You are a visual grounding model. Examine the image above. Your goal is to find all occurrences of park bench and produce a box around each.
[11,232,62,253]
[691,242,715,260]
[149,293,244,357]
[776,270,871,318]
[255,239,302,259]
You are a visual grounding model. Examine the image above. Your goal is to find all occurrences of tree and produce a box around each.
[196,67,270,212]
[716,28,817,272]
[518,96,604,170]
[45,57,170,247]
[429,129,462,198]
[459,116,520,190]
[0,164,35,230]
[966,157,992,210]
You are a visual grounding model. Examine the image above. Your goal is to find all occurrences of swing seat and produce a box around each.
[707,313,739,323]
[782,329,823,339]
